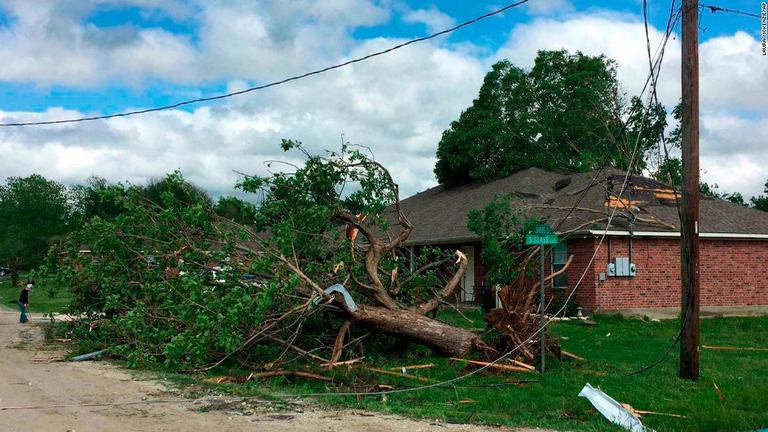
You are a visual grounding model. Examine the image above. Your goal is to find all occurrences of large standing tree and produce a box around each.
[435,50,666,187]
[214,196,257,225]
[142,173,214,208]
[750,180,768,211]
[69,176,133,227]
[0,174,73,269]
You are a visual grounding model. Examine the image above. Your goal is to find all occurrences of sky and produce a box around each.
[0,0,766,203]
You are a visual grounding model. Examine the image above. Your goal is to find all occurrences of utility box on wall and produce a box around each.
[607,257,636,277]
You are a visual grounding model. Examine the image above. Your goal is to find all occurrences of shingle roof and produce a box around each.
[396,167,768,245]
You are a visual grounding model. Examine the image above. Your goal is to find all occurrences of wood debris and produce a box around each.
[712,380,726,401]
[620,403,686,419]
[367,367,437,383]
[561,350,586,361]
[451,358,536,373]
[205,370,332,384]
[388,363,436,371]
[477,250,573,366]
[321,358,363,368]
[250,370,333,382]
[508,359,536,371]
[701,345,768,352]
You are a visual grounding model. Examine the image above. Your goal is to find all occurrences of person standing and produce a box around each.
[18,282,32,323]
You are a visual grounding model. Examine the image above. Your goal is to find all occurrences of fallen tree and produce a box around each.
[54,143,480,370]
[56,142,605,375]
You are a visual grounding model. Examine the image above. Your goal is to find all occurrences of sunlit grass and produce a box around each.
[205,312,768,431]
[0,274,73,315]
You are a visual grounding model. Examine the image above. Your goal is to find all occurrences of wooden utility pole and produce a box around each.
[679,0,700,381]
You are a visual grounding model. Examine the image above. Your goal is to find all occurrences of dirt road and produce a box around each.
[0,309,545,432]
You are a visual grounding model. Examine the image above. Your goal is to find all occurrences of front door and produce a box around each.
[461,246,475,302]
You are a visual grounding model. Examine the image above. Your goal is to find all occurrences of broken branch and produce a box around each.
[368,367,437,383]
[450,358,537,373]
[561,350,586,362]
[251,370,333,382]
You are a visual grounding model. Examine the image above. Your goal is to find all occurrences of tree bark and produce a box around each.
[350,305,477,357]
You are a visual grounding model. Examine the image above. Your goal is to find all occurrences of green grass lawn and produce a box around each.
[208,311,768,432]
[0,274,73,315]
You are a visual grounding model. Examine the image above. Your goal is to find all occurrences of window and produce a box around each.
[551,242,568,288]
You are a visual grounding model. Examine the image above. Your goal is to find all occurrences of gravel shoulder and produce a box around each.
[0,309,549,432]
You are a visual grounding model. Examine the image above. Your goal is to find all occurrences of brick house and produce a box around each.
[397,167,768,315]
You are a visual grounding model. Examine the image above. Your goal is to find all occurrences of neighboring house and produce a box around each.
[398,167,768,315]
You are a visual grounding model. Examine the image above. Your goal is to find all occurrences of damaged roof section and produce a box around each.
[395,167,768,245]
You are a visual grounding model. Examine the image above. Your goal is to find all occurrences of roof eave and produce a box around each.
[587,230,768,239]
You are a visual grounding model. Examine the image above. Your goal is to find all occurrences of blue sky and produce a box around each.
[0,0,766,200]
[0,0,759,112]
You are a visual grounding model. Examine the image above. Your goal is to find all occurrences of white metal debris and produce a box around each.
[578,383,651,432]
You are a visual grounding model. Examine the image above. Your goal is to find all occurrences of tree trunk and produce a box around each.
[350,305,477,357]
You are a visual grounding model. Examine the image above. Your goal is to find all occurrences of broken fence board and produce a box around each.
[251,370,333,382]
[368,367,437,383]
[450,358,536,373]
[388,363,436,371]
[508,359,536,371]
[561,350,587,361]
[321,358,363,368]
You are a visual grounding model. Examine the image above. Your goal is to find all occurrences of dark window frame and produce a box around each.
[551,242,568,289]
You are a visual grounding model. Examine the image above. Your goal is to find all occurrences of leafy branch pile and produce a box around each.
[468,196,569,365]
[52,143,484,372]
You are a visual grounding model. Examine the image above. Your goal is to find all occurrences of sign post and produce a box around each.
[525,224,558,373]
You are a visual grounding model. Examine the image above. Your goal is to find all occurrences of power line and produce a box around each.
[701,4,761,19]
[620,0,686,378]
[465,0,681,382]
[0,0,530,128]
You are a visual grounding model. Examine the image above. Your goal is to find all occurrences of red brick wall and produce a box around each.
[570,236,768,311]
[700,239,768,307]
[592,237,680,310]
[559,238,598,312]
[433,236,768,312]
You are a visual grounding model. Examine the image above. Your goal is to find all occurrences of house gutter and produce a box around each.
[586,230,768,240]
[403,236,480,246]
[402,231,768,246]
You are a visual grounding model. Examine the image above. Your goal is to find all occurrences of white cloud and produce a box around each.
[0,2,765,207]
[700,31,768,112]
[0,1,200,86]
[496,14,682,107]
[700,113,768,199]
[0,0,390,86]
[0,36,485,198]
[402,6,456,34]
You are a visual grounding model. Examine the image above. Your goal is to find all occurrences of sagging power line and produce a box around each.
[701,4,762,19]
[0,0,530,128]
